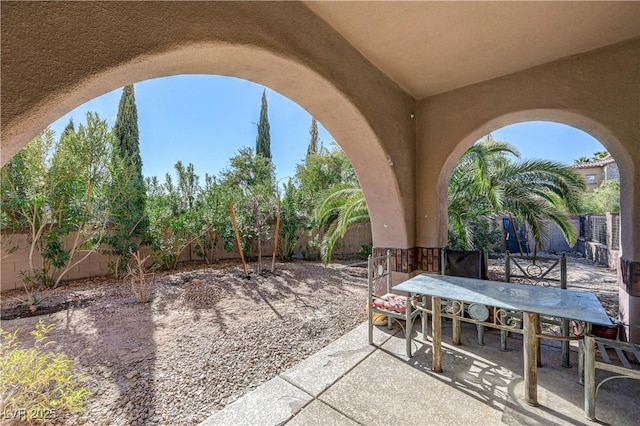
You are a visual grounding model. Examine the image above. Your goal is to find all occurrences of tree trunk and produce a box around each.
[228,200,248,278]
[272,199,281,273]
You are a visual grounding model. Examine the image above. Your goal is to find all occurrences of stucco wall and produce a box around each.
[573,166,605,192]
[0,1,415,252]
[415,39,639,339]
[546,217,582,253]
[492,215,580,254]
[415,38,639,259]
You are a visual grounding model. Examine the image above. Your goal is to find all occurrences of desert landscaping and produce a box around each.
[0,255,618,425]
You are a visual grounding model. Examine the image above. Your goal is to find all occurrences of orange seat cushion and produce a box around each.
[373,293,409,314]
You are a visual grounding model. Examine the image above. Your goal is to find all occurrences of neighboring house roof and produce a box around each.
[571,154,615,169]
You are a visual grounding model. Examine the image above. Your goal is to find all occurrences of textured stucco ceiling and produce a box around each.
[305,1,640,99]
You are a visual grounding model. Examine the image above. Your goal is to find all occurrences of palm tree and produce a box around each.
[574,156,590,164]
[447,140,518,250]
[315,137,586,261]
[314,185,369,264]
[449,138,586,251]
[592,150,609,161]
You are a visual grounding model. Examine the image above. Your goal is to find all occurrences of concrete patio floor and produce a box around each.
[201,320,640,425]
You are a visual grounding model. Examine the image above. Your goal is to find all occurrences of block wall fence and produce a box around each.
[1,214,620,292]
[1,226,373,292]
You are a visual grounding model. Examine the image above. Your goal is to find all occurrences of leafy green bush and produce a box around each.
[358,243,373,257]
[1,114,118,288]
[580,180,620,214]
[278,180,302,260]
[448,217,504,254]
[0,321,91,422]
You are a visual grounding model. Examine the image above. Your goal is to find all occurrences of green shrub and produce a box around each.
[448,217,504,254]
[0,321,91,422]
[358,243,373,257]
[580,180,620,214]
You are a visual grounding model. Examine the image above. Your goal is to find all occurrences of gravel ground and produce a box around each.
[488,253,619,317]
[1,261,369,425]
[0,254,618,425]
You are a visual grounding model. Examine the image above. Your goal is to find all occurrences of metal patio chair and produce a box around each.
[583,323,640,421]
[441,249,489,345]
[367,250,421,357]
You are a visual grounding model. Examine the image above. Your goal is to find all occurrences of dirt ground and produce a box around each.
[1,261,369,425]
[0,255,618,425]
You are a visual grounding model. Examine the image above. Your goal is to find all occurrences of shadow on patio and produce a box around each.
[202,320,639,425]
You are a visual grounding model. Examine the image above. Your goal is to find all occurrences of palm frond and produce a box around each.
[315,185,370,264]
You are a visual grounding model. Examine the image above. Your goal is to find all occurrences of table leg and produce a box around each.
[578,322,591,385]
[561,318,571,368]
[477,325,485,346]
[536,316,542,368]
[422,296,428,340]
[406,294,413,357]
[432,296,442,373]
[584,334,597,420]
[453,316,461,346]
[524,312,539,406]
[451,301,464,345]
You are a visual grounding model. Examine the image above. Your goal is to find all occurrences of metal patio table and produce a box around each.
[393,273,611,406]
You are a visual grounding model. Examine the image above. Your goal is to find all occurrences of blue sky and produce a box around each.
[49,75,606,181]
[490,122,605,163]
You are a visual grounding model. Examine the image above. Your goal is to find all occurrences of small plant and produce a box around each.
[19,270,47,313]
[358,243,373,257]
[19,268,53,289]
[27,292,43,313]
[305,233,321,261]
[126,249,153,303]
[0,320,91,421]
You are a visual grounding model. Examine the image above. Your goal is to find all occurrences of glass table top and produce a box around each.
[393,273,611,325]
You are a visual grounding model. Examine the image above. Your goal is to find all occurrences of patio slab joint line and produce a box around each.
[279,326,401,425]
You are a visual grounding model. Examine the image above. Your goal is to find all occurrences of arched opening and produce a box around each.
[438,110,637,338]
[439,111,631,248]
[446,121,617,251]
[0,66,391,425]
[4,72,386,289]
[1,44,411,252]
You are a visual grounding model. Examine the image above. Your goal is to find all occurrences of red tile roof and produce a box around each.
[571,154,615,168]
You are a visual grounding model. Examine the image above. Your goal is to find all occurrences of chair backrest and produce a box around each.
[441,249,487,279]
[504,252,567,288]
[368,250,392,296]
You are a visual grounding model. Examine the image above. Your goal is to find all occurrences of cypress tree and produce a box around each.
[110,84,148,267]
[255,90,271,159]
[306,117,319,158]
[62,118,75,138]
[115,85,143,170]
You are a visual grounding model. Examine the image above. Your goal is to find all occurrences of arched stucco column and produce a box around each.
[1,2,417,267]
[416,39,640,340]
